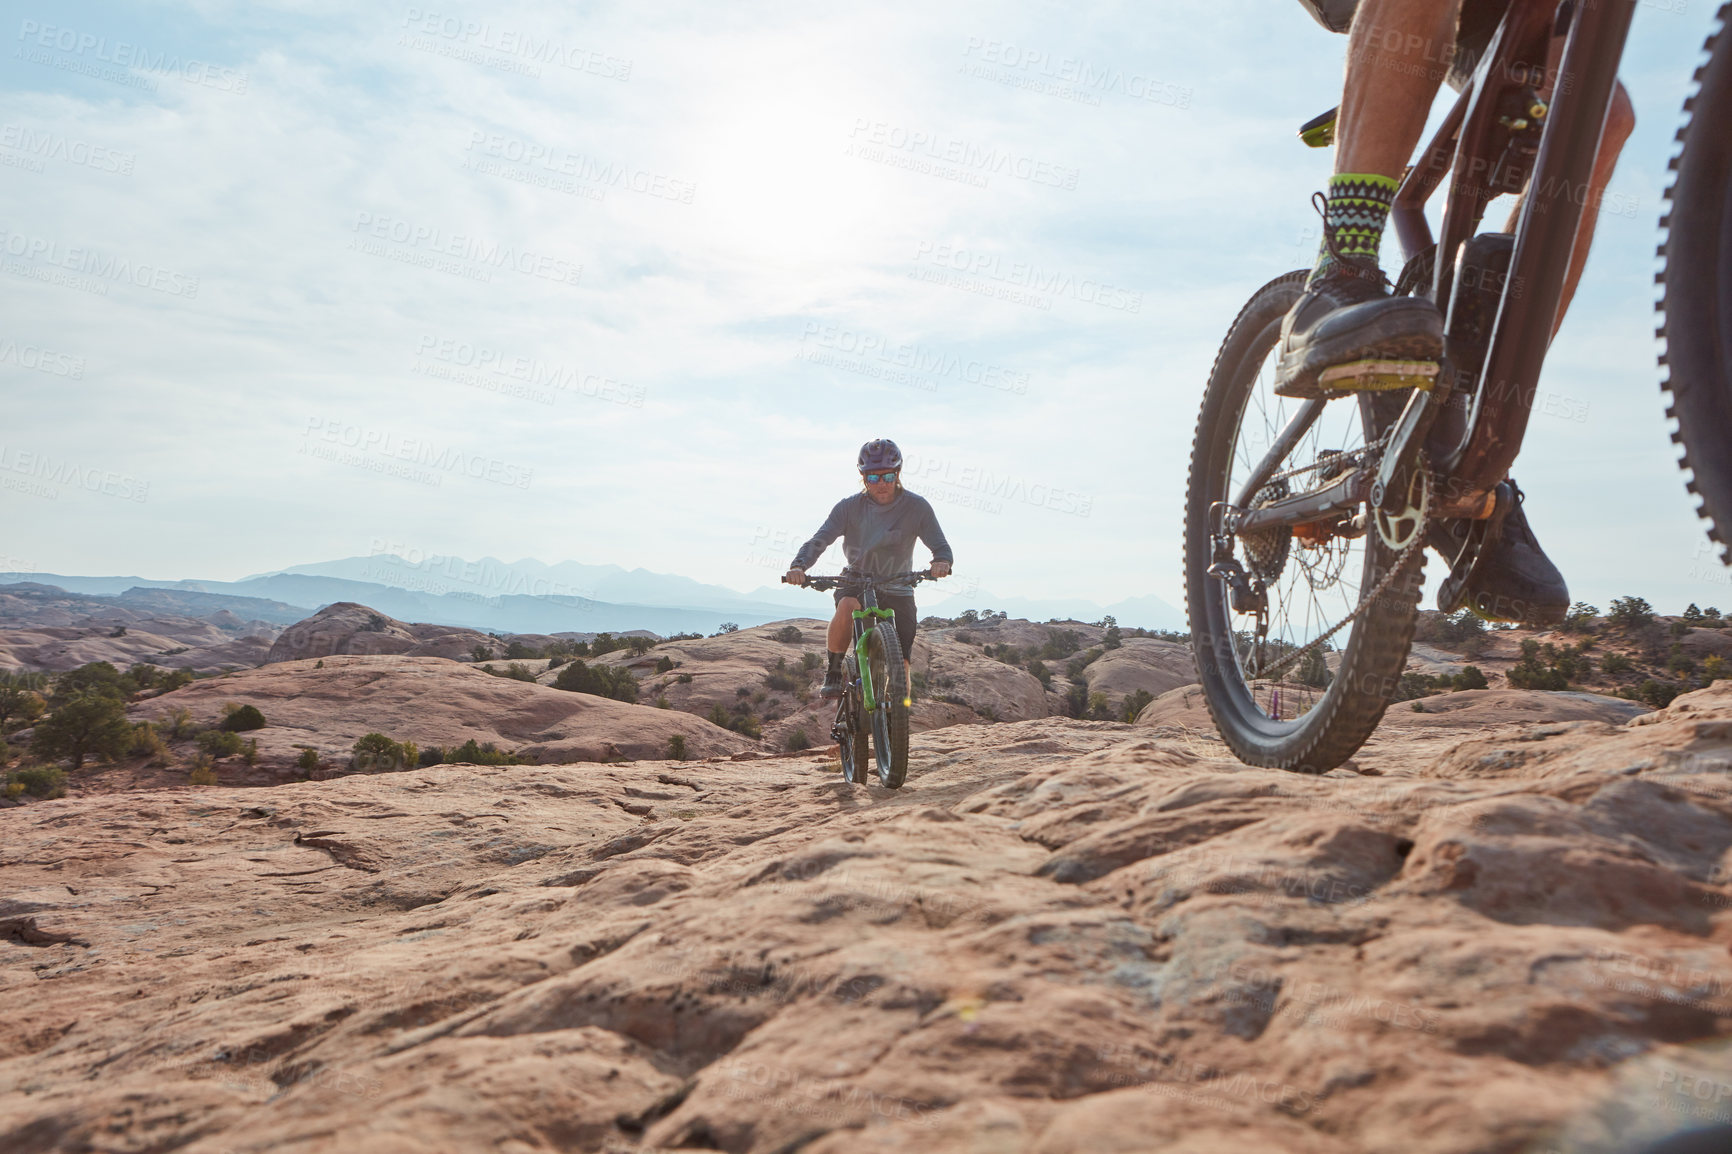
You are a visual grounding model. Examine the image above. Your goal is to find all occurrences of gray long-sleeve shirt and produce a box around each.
[791,490,954,597]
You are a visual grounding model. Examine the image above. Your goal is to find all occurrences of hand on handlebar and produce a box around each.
[782,568,807,586]
[929,562,951,579]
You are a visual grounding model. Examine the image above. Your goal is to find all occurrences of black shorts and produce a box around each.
[834,587,917,660]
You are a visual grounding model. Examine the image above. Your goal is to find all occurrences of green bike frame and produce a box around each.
[851,607,895,712]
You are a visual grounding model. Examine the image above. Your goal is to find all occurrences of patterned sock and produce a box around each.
[1310,172,1399,284]
[827,651,842,675]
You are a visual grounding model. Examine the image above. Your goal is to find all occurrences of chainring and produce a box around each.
[1374,452,1431,552]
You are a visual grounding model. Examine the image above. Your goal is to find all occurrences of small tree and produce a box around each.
[774,625,803,644]
[655,655,675,673]
[470,643,493,662]
[1120,688,1155,723]
[1561,602,1600,633]
[31,692,132,770]
[713,622,740,636]
[352,732,408,772]
[1608,596,1656,629]
[667,734,688,760]
[1684,603,1706,625]
[1454,665,1489,691]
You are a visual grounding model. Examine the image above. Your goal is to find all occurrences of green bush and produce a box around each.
[188,756,218,786]
[296,747,320,771]
[774,625,803,644]
[470,643,493,662]
[0,673,47,732]
[7,764,66,798]
[784,728,811,752]
[1027,659,1053,689]
[1295,648,1333,688]
[667,734,688,761]
[351,732,412,771]
[1062,681,1089,718]
[765,657,803,693]
[707,703,731,728]
[1704,655,1727,683]
[713,623,739,636]
[1608,596,1656,629]
[1455,665,1489,691]
[443,739,521,766]
[32,691,132,769]
[676,672,694,684]
[197,729,244,758]
[801,651,821,672]
[219,704,267,732]
[552,660,640,703]
[1640,679,1683,708]
[505,641,541,660]
[655,655,675,673]
[130,722,170,764]
[1039,628,1082,661]
[1601,652,1635,675]
[1120,689,1155,723]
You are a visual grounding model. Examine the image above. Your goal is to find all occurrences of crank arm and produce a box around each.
[1372,383,1442,510]
[1233,398,1327,510]
[1228,469,1372,536]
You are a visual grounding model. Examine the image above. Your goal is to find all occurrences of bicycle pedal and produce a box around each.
[1318,359,1440,393]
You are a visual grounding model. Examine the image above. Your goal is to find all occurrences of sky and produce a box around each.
[1,0,1724,617]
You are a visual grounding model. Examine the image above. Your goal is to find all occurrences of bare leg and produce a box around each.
[1336,0,1465,179]
[828,598,858,655]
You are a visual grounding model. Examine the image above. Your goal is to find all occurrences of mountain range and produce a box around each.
[0,554,1184,635]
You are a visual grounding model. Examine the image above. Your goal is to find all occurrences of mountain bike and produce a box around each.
[785,569,930,788]
[1184,0,1731,772]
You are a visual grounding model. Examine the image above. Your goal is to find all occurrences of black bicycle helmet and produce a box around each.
[857,439,902,472]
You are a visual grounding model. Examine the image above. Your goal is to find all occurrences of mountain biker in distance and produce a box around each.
[1282,0,1635,625]
[783,439,955,699]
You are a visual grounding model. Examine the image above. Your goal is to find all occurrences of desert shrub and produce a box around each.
[676,672,694,684]
[197,729,244,758]
[240,738,260,767]
[0,673,47,732]
[503,663,538,682]
[707,703,731,728]
[470,643,493,662]
[7,764,66,798]
[1039,629,1082,661]
[1684,603,1705,625]
[160,670,194,692]
[774,625,803,644]
[130,722,170,765]
[1704,655,1727,683]
[801,651,821,672]
[1065,649,1103,681]
[32,692,132,769]
[219,704,267,732]
[627,636,655,656]
[1455,665,1489,690]
[1100,617,1122,650]
[656,695,670,708]
[505,641,540,660]
[418,745,443,767]
[765,657,804,693]
[667,734,688,761]
[1639,679,1683,708]
[296,747,320,771]
[547,655,568,669]
[1295,647,1333,688]
[736,686,752,698]
[713,623,740,636]
[1561,602,1600,633]
[157,707,196,740]
[1027,659,1053,689]
[1601,651,1635,675]
[441,739,521,766]
[351,732,411,771]
[1705,607,1725,625]
[1608,596,1656,629]
[666,632,703,642]
[1670,646,1697,678]
[1062,681,1089,718]
[656,655,675,673]
[552,660,639,703]
[784,728,811,752]
[187,757,218,786]
[1120,689,1155,723]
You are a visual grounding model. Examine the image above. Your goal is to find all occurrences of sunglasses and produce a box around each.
[862,472,898,484]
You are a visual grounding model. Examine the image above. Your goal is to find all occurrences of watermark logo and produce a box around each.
[958,38,1192,110]
[348,212,582,288]
[0,122,134,176]
[844,118,1079,191]
[411,335,644,407]
[796,322,1030,396]
[399,9,632,81]
[901,450,1092,518]
[14,19,248,95]
[0,226,199,298]
[0,335,84,379]
[299,417,534,489]
[462,131,695,205]
[0,444,150,503]
[909,239,1140,314]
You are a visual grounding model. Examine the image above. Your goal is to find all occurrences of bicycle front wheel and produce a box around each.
[1660,3,1732,563]
[1184,271,1427,772]
[837,655,869,785]
[865,621,910,788]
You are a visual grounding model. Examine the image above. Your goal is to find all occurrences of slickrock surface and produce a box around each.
[264,603,497,664]
[9,684,1732,1151]
[125,656,754,775]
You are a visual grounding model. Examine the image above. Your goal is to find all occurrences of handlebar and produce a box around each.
[783,569,933,591]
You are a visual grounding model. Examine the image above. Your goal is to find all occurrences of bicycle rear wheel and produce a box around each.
[1661,3,1732,564]
[865,621,910,788]
[1184,271,1427,772]
[836,654,869,785]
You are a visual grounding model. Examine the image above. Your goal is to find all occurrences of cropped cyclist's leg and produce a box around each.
[823,596,858,699]
[1275,0,1459,398]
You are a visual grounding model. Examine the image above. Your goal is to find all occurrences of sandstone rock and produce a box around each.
[123,655,751,778]
[11,692,1732,1151]
[1080,638,1196,706]
[265,603,495,664]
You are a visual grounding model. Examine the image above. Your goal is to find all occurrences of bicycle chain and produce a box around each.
[1249,505,1429,684]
